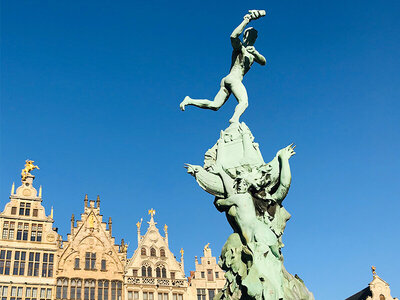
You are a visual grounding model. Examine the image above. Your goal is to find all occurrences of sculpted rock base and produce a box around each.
[186,122,314,300]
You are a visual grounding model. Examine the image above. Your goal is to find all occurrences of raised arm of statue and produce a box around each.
[230,10,266,50]
[270,144,296,204]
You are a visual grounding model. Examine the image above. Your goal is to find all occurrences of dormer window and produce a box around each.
[19,202,31,216]
[160,249,166,257]
[141,248,147,256]
[150,248,156,257]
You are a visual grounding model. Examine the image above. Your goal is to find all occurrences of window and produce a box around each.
[101,259,106,271]
[85,252,96,270]
[70,279,82,300]
[147,266,152,277]
[150,248,156,257]
[128,291,133,300]
[13,251,26,275]
[84,280,95,300]
[158,293,168,300]
[207,269,213,281]
[10,286,23,300]
[201,272,205,278]
[42,253,54,277]
[156,267,161,278]
[173,294,183,300]
[19,202,31,216]
[56,278,68,299]
[11,207,17,215]
[40,288,51,300]
[110,281,122,300]
[31,224,43,242]
[74,258,80,269]
[0,250,12,275]
[208,290,215,300]
[141,266,146,277]
[134,292,139,300]
[170,272,175,279]
[27,252,40,276]
[160,249,166,257]
[141,248,147,255]
[25,287,38,300]
[23,223,29,240]
[0,286,8,300]
[98,280,109,300]
[215,272,219,279]
[32,209,38,217]
[2,221,9,239]
[132,269,138,277]
[16,223,22,240]
[162,267,167,278]
[197,289,206,300]
[143,292,154,300]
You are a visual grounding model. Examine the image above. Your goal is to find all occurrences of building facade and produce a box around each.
[56,195,127,300]
[346,267,398,300]
[0,162,61,300]
[187,245,225,300]
[124,210,187,300]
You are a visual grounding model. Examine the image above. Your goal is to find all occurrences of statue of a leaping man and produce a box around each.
[180,10,267,124]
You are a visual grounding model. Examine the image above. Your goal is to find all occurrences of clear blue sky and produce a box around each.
[1,1,399,299]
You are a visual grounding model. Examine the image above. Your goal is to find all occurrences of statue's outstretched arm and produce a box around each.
[230,18,250,50]
[271,144,296,204]
[230,10,265,49]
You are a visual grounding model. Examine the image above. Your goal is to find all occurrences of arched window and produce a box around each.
[156,267,161,278]
[70,279,82,300]
[150,248,156,257]
[141,266,146,277]
[162,267,167,278]
[98,280,109,300]
[380,295,386,300]
[84,280,95,300]
[147,266,152,277]
[110,281,122,300]
[141,248,146,256]
[160,249,166,257]
[56,278,69,299]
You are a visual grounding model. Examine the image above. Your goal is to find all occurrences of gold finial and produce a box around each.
[136,218,143,230]
[164,224,168,232]
[204,243,210,250]
[50,206,54,219]
[21,160,39,181]
[148,208,156,218]
[11,182,15,194]
[372,266,377,276]
[180,248,184,256]
[39,185,42,198]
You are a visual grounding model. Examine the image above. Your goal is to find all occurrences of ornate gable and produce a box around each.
[56,195,127,280]
[125,209,187,289]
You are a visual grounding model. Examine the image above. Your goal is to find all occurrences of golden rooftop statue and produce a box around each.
[136,218,143,230]
[21,159,39,181]
[148,208,156,218]
[372,266,377,276]
[180,248,184,256]
[204,243,210,251]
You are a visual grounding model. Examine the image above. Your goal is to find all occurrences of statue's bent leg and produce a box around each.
[180,87,230,111]
[229,81,248,123]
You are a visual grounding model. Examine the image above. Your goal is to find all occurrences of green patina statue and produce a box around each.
[181,10,314,300]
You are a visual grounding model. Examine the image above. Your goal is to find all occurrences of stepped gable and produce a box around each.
[56,195,127,300]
